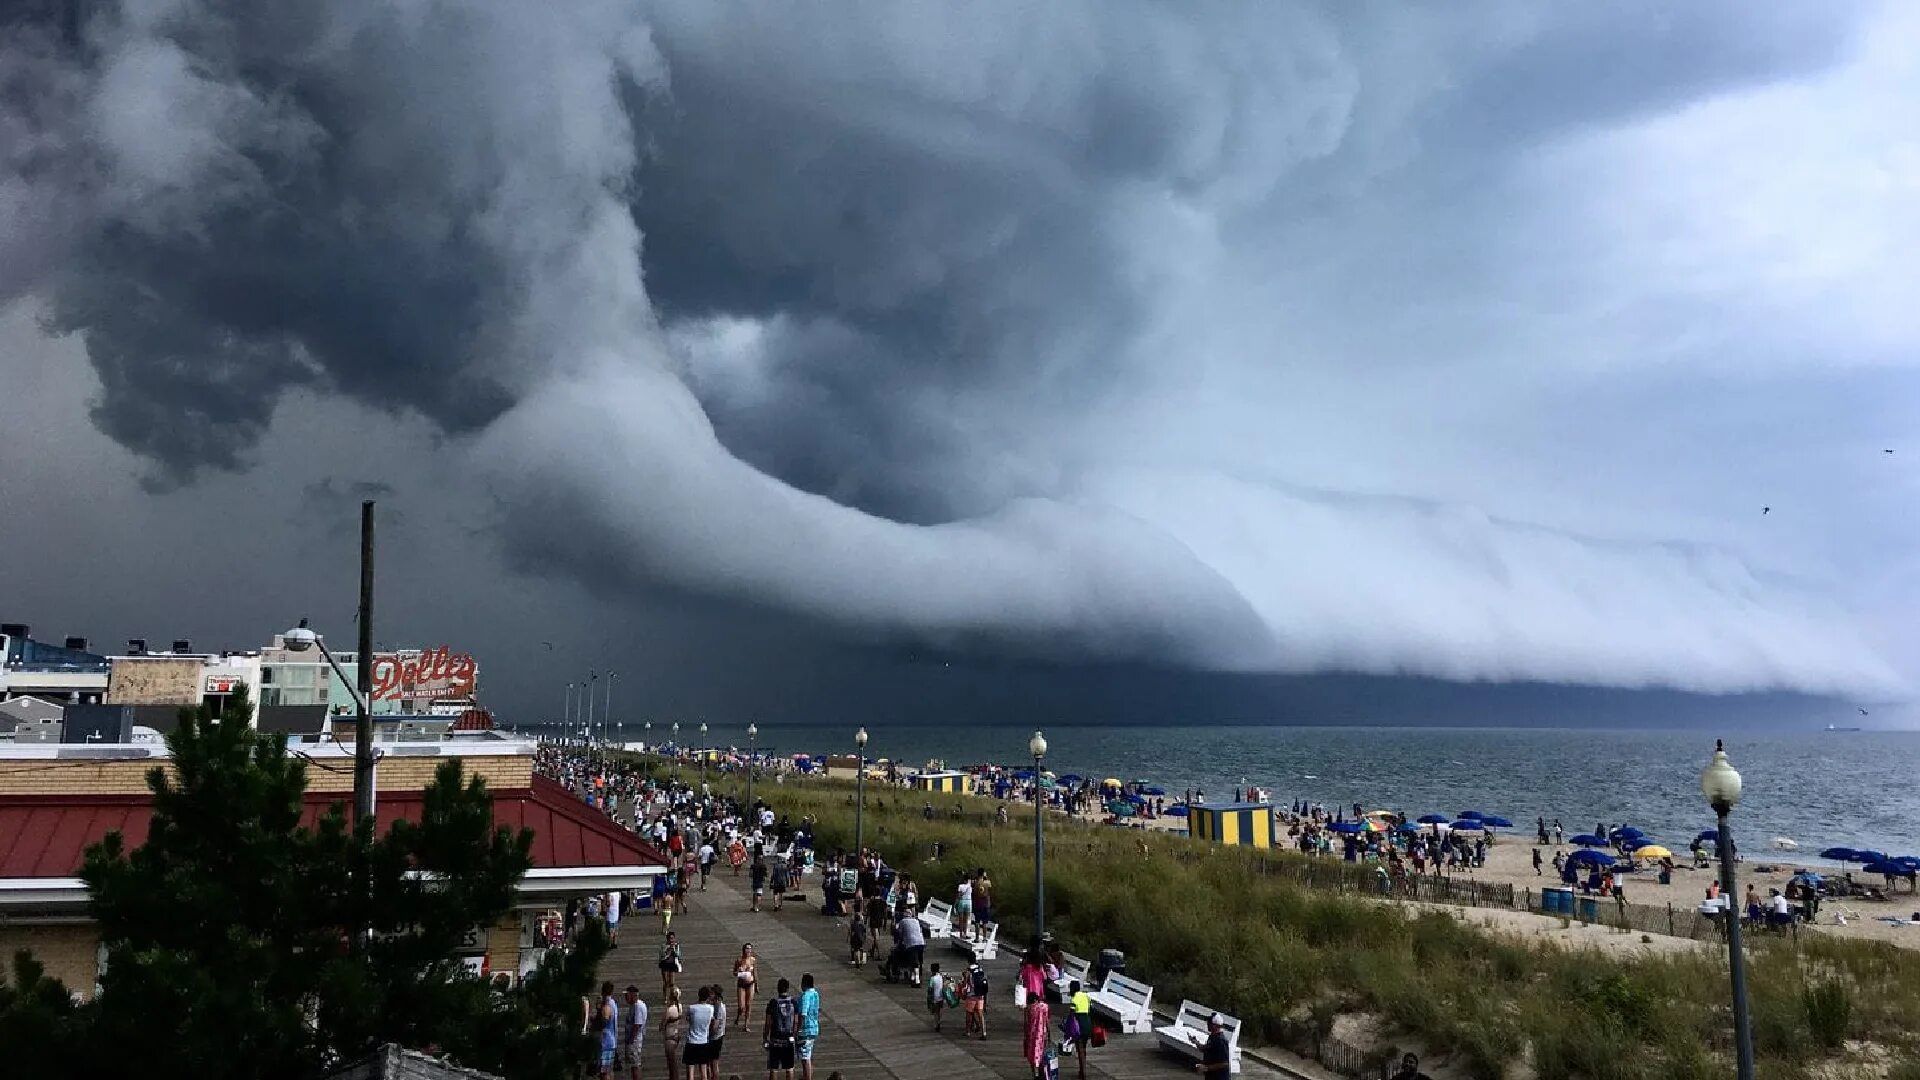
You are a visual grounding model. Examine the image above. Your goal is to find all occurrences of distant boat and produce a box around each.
[1825,724,1861,732]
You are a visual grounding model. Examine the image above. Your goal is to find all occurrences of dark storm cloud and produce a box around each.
[2,0,1911,698]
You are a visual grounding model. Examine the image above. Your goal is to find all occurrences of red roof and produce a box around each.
[0,773,664,879]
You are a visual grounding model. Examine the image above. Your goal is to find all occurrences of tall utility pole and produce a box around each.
[354,501,375,825]
[585,670,597,746]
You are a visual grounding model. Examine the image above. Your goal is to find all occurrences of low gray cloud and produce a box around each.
[2,0,1913,701]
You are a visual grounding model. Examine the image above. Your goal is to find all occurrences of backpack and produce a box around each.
[770,996,798,1039]
[968,966,989,998]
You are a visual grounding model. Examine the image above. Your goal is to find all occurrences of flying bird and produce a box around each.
[1886,449,1895,454]
[1859,707,1870,716]
[1762,507,1770,514]
[541,641,555,650]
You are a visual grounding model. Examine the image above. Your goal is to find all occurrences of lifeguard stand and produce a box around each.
[1189,802,1275,848]
[912,770,966,793]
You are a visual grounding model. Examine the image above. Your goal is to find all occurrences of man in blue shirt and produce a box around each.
[796,972,822,1080]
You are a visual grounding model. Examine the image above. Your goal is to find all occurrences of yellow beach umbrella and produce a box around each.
[1632,845,1673,861]
[1363,809,1397,818]
[1101,777,1123,787]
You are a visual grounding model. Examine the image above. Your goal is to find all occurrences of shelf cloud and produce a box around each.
[4,1,1912,698]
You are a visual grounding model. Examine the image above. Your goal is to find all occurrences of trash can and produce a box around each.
[1576,896,1599,922]
[1093,948,1126,985]
[1541,887,1569,914]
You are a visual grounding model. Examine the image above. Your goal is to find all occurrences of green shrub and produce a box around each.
[1802,979,1851,1049]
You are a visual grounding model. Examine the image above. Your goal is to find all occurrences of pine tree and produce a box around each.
[46,686,605,1079]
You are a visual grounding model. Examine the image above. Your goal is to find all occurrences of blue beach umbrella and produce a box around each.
[1450,820,1485,831]
[1417,814,1450,825]
[1140,785,1167,796]
[1570,834,1608,847]
[1567,849,1617,867]
[1849,850,1889,864]
[1612,826,1647,841]
[1396,823,1423,834]
[1862,861,1904,875]
[1457,810,1487,820]
[1820,847,1859,861]
[1329,821,1365,834]
[1482,816,1514,829]
[1057,774,1083,785]
[1622,838,1657,852]
[1696,829,1720,843]
[1164,804,1189,817]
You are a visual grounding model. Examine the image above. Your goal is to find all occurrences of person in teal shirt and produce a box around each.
[796,972,822,1080]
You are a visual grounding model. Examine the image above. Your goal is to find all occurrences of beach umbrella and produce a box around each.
[1630,845,1673,861]
[1612,826,1647,840]
[1450,820,1485,831]
[1164,805,1189,817]
[1329,821,1365,834]
[1820,847,1859,861]
[1457,810,1487,820]
[1567,849,1616,867]
[1101,778,1123,787]
[1396,823,1423,834]
[1364,809,1398,818]
[1057,773,1082,784]
[1363,819,1390,833]
[1862,861,1904,875]
[1849,850,1889,864]
[1696,829,1720,843]
[1570,834,1608,847]
[1482,816,1514,829]
[1106,800,1136,817]
[1140,785,1167,796]
[1417,814,1450,825]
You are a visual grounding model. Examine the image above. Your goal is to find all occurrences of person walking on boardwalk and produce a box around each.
[660,987,685,1080]
[682,986,714,1080]
[764,977,800,1080]
[735,944,759,1031]
[1195,1014,1233,1075]
[659,931,683,997]
[751,857,769,912]
[1018,947,1050,1079]
[623,985,649,1080]
[796,973,821,1080]
[705,984,729,1080]
[925,963,948,1032]
[594,981,620,1080]
[960,960,988,1039]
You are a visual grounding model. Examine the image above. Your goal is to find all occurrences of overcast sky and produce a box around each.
[3,2,1917,727]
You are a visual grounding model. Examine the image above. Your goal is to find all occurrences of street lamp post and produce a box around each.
[282,618,375,822]
[854,727,869,857]
[585,671,598,755]
[747,722,759,810]
[604,671,616,746]
[564,682,574,727]
[699,722,709,784]
[1030,730,1048,945]
[1702,739,1755,1080]
[671,721,680,780]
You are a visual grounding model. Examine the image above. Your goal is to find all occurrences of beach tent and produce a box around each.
[1189,802,1275,848]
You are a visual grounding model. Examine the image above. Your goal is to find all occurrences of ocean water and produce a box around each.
[574,723,1920,863]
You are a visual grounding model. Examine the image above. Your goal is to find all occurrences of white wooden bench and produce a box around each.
[1088,971,1154,1035]
[921,898,954,936]
[951,920,999,961]
[1156,1000,1241,1074]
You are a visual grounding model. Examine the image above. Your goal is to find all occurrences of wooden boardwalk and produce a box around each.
[596,864,1324,1080]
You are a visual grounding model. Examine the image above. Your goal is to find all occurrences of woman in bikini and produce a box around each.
[733,943,758,1030]
[659,986,685,1080]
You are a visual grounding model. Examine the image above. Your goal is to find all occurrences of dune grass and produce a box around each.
[642,759,1920,1078]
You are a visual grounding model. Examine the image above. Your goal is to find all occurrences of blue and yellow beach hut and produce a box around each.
[913,770,967,794]
[1188,802,1275,848]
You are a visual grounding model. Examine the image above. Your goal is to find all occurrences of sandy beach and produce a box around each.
[1044,794,1920,950]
